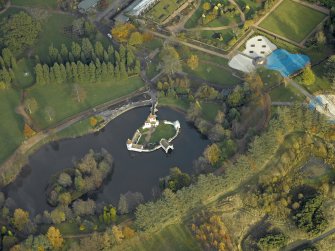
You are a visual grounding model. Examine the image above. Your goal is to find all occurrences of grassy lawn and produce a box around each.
[201,102,221,122]
[149,123,176,144]
[114,224,201,251]
[13,59,35,89]
[259,0,326,43]
[179,48,241,87]
[197,29,234,43]
[158,96,190,111]
[11,0,57,9]
[35,13,76,62]
[54,117,93,140]
[0,90,24,164]
[28,76,145,129]
[269,84,305,102]
[146,0,188,23]
[183,62,240,87]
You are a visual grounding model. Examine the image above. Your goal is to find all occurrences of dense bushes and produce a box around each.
[46,149,113,207]
[135,105,330,232]
[292,195,328,235]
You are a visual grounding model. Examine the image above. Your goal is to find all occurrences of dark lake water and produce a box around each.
[4,107,209,215]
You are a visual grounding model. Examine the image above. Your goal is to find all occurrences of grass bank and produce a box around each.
[259,0,326,42]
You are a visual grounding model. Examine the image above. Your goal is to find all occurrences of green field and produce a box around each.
[146,0,187,23]
[13,59,35,89]
[158,96,190,111]
[35,13,76,62]
[184,62,240,87]
[149,123,176,144]
[113,224,201,251]
[28,76,145,129]
[11,0,57,9]
[259,0,326,42]
[0,90,24,164]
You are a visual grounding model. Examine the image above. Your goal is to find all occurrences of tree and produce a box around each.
[215,110,225,124]
[44,106,55,121]
[129,32,144,46]
[46,226,63,249]
[58,192,71,206]
[35,64,45,85]
[72,84,87,103]
[24,98,38,114]
[23,124,36,138]
[123,226,135,239]
[58,172,72,187]
[159,46,182,75]
[324,55,335,84]
[202,2,211,11]
[12,208,29,231]
[60,44,69,62]
[50,208,66,224]
[187,55,199,70]
[315,30,326,46]
[73,199,96,216]
[118,194,129,214]
[111,23,136,43]
[204,144,221,166]
[82,38,94,60]
[0,12,41,52]
[301,66,315,85]
[112,226,124,243]
[95,41,104,60]
[71,42,81,61]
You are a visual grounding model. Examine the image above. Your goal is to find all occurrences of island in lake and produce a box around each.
[126,103,180,153]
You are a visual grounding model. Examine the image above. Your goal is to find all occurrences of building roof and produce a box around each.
[242,35,277,58]
[78,0,99,11]
[228,53,255,73]
[128,0,158,16]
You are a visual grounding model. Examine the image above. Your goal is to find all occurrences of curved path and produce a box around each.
[0,0,10,14]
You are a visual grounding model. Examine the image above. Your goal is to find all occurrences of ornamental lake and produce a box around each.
[4,107,209,215]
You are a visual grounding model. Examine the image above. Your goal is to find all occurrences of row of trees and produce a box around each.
[35,40,140,85]
[46,39,133,65]
[191,212,233,250]
[35,59,139,86]
[0,48,16,89]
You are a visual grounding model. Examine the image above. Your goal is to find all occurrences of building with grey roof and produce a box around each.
[78,0,99,13]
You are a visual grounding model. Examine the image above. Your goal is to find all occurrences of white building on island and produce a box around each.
[142,113,159,129]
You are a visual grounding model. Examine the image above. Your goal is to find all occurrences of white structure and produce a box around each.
[228,53,255,73]
[228,35,277,73]
[142,113,159,129]
[128,0,159,16]
[243,35,277,58]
